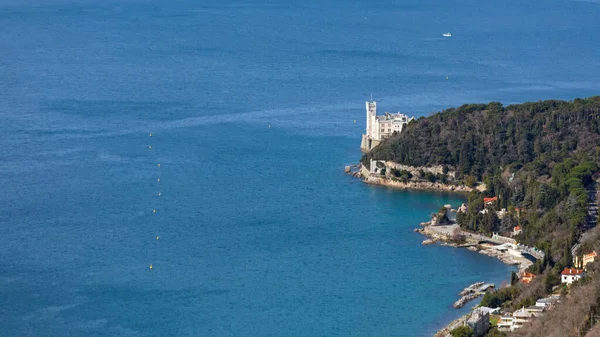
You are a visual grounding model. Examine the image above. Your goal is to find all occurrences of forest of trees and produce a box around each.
[362,97,600,336]
[362,97,600,181]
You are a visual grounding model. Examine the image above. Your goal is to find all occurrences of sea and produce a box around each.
[1,0,599,336]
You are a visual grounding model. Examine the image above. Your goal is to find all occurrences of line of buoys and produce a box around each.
[157,178,160,182]
[150,131,157,270]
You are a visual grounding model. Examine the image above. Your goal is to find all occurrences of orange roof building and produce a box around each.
[561,268,584,285]
[521,272,536,284]
[583,251,598,267]
[483,197,498,204]
[561,268,584,275]
[512,225,522,237]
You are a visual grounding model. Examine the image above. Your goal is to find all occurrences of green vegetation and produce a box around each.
[390,168,412,182]
[436,206,450,225]
[450,325,474,337]
[363,97,600,272]
[458,160,597,271]
[363,97,600,180]
[361,97,600,336]
[481,286,520,308]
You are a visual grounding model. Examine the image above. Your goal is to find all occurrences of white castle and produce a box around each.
[360,99,415,152]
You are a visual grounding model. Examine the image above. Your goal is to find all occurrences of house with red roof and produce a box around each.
[521,272,535,285]
[512,226,522,236]
[561,268,584,285]
[483,197,498,205]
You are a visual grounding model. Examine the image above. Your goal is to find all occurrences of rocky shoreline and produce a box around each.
[345,164,530,336]
[365,175,473,192]
[433,311,472,337]
[416,223,532,273]
[344,164,474,193]
[418,223,530,337]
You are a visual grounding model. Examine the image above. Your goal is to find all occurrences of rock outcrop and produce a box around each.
[364,174,473,192]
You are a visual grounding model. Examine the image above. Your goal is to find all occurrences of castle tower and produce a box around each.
[365,99,376,138]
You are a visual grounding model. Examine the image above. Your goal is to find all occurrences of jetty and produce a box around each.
[453,282,494,308]
[453,294,479,308]
[459,282,484,296]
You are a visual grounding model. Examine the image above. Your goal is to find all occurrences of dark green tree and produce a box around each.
[450,325,474,337]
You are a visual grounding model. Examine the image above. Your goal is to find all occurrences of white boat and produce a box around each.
[442,32,452,37]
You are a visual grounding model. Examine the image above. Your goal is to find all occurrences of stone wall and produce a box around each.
[360,134,381,153]
[385,161,456,179]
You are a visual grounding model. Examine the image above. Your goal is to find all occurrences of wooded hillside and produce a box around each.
[363,97,600,180]
[362,97,600,337]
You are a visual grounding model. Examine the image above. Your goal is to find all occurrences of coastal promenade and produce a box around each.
[420,224,541,272]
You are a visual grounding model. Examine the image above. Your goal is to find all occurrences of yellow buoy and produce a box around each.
[354,120,356,123]
[446,76,449,80]
[157,163,160,168]
[268,124,271,128]
[149,145,152,149]
[156,236,160,241]
[157,178,160,182]
[153,209,157,213]
[149,264,153,270]
[149,133,152,137]
[158,192,161,196]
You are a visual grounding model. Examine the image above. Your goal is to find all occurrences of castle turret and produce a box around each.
[361,98,413,152]
[365,100,376,138]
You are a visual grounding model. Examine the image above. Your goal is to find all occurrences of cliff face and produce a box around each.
[364,174,472,192]
[384,161,457,179]
[358,160,470,192]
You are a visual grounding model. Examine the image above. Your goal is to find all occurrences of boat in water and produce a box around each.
[442,32,452,37]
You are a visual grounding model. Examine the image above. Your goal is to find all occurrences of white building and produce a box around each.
[498,307,536,332]
[360,100,415,152]
[497,316,515,332]
[535,295,560,308]
[561,268,584,285]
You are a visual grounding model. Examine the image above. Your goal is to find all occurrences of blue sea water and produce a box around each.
[1,0,600,336]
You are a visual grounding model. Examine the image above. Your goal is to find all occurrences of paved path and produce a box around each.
[426,224,544,260]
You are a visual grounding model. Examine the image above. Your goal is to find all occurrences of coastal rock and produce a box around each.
[422,239,435,245]
[362,174,473,193]
[344,165,351,173]
[384,161,456,179]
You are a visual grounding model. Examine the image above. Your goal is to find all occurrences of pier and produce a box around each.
[459,282,484,296]
[453,282,494,308]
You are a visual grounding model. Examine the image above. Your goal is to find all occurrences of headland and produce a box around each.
[348,97,600,336]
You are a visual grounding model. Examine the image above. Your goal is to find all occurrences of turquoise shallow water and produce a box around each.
[1,0,599,336]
